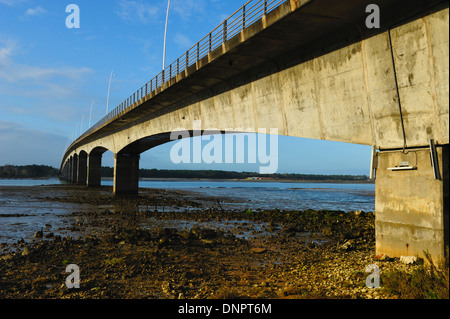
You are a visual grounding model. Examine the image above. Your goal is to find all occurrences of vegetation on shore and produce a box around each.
[0,165,59,178]
[101,167,371,182]
[0,164,370,182]
[383,250,449,299]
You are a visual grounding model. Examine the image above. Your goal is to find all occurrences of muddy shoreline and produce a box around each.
[0,184,417,299]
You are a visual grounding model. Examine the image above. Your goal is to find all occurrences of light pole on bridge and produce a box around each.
[106,70,117,115]
[163,0,171,70]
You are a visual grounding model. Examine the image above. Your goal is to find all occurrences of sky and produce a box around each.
[0,0,372,175]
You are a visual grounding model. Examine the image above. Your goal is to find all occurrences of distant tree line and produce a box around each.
[0,164,370,181]
[0,165,59,178]
[101,167,369,181]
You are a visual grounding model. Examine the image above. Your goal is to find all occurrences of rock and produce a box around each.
[400,256,417,265]
[0,252,13,261]
[354,210,365,217]
[161,281,172,294]
[34,229,43,238]
[321,226,333,236]
[22,246,30,256]
[250,247,267,254]
[191,227,218,239]
[339,240,354,251]
[45,232,54,238]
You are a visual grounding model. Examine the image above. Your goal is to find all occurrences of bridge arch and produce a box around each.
[59,0,449,262]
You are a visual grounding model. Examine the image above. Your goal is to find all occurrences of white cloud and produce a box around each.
[172,0,206,20]
[0,37,93,129]
[24,6,46,17]
[0,38,91,84]
[0,0,26,6]
[116,0,160,24]
[173,33,192,50]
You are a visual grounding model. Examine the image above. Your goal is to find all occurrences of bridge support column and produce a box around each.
[113,153,140,196]
[62,164,68,182]
[67,158,72,183]
[87,153,102,187]
[66,164,71,182]
[77,153,87,185]
[375,144,449,262]
[71,155,78,184]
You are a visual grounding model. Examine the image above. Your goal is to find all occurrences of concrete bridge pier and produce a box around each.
[375,144,449,262]
[87,153,102,188]
[66,157,72,183]
[113,152,140,196]
[61,163,69,182]
[71,155,78,184]
[77,152,87,185]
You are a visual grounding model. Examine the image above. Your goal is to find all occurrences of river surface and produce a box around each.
[0,178,374,245]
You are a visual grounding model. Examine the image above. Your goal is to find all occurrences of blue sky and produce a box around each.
[0,0,372,175]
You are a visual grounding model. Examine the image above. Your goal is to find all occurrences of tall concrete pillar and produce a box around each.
[87,153,102,188]
[77,152,87,185]
[61,164,67,181]
[375,144,449,262]
[71,154,78,184]
[113,152,140,196]
[65,163,70,181]
[68,157,73,183]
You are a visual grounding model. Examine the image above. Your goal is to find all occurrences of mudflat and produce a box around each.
[0,184,416,299]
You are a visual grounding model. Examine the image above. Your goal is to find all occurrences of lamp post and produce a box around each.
[163,0,171,70]
[106,70,117,115]
[89,99,95,128]
[80,113,84,133]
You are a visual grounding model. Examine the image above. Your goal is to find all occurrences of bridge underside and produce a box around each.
[60,0,449,261]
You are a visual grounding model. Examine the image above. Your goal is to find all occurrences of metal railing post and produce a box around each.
[223,19,227,42]
[243,5,246,29]
[197,42,200,62]
[264,0,267,15]
[209,33,212,52]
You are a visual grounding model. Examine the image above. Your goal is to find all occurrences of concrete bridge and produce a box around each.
[60,0,449,261]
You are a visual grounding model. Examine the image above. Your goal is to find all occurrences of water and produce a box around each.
[0,178,374,245]
[115,179,374,212]
[0,178,374,212]
[0,178,67,186]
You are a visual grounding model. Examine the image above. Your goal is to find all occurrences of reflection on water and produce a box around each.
[0,178,374,245]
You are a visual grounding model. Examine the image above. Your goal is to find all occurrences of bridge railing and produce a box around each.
[76,0,287,143]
